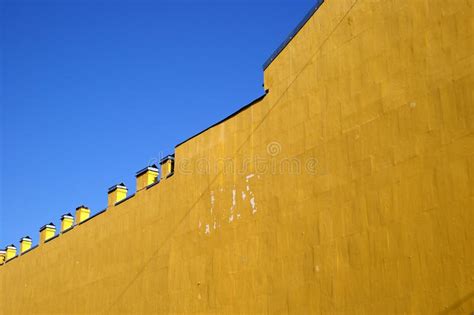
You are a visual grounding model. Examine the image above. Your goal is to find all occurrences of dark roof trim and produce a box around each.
[39,223,55,232]
[114,193,135,206]
[21,244,38,255]
[159,154,175,164]
[146,180,160,190]
[262,0,324,70]
[44,234,59,243]
[61,225,74,234]
[5,255,18,263]
[175,93,267,148]
[61,213,74,220]
[136,164,159,177]
[108,183,127,193]
[78,208,107,225]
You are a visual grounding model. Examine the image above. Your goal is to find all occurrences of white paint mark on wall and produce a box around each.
[232,189,236,208]
[245,173,257,215]
[201,174,259,235]
[228,187,237,223]
[250,197,257,214]
[210,191,215,215]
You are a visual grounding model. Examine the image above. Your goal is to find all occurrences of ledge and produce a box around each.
[20,245,38,256]
[44,234,59,243]
[61,226,75,234]
[5,255,18,263]
[146,181,160,190]
[115,194,135,206]
[78,208,107,225]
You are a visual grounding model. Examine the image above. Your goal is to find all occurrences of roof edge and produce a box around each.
[175,93,267,148]
[262,0,324,70]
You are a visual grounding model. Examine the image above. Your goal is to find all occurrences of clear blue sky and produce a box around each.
[1,0,315,247]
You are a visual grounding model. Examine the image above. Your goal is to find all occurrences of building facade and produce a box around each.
[1,0,473,314]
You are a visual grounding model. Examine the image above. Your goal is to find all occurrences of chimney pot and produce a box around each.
[61,213,74,231]
[160,154,175,179]
[5,244,17,261]
[39,223,56,244]
[108,183,128,206]
[136,164,159,191]
[75,206,90,224]
[19,236,32,254]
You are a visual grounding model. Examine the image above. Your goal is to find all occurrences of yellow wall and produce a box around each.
[1,0,473,314]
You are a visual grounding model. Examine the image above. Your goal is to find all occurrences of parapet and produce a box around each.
[2,155,176,264]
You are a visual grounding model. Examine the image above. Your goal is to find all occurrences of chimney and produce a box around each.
[39,223,56,244]
[160,154,175,179]
[75,206,90,224]
[5,244,17,261]
[19,236,32,254]
[108,183,127,206]
[61,213,74,231]
[136,164,159,191]
[0,250,5,265]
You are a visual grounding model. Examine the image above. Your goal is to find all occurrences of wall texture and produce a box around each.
[1,0,473,314]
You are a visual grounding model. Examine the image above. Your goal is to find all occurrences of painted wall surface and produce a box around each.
[1,0,473,314]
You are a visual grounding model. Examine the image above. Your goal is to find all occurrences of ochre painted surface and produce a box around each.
[1,0,473,314]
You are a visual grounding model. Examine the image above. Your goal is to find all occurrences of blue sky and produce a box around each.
[1,0,315,247]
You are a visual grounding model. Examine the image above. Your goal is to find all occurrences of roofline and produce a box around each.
[175,93,267,148]
[39,223,55,232]
[108,183,127,193]
[159,154,175,164]
[135,165,159,177]
[262,0,325,70]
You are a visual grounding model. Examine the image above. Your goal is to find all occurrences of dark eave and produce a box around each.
[262,0,325,70]
[175,93,267,148]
